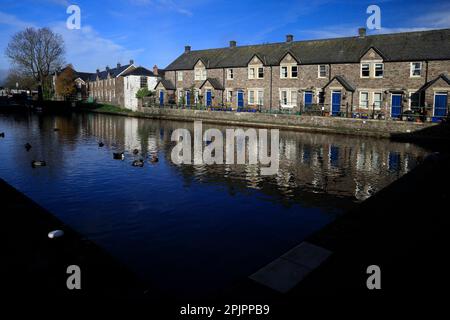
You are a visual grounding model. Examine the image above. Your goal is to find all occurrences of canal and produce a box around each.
[0,112,430,298]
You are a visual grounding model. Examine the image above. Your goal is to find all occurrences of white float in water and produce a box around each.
[48,230,64,239]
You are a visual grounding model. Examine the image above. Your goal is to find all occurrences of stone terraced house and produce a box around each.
[87,61,163,110]
[159,28,450,120]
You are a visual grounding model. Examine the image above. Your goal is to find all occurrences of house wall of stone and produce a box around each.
[165,59,450,114]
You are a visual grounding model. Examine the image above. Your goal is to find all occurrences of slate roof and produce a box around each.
[156,79,176,90]
[57,66,94,82]
[324,75,356,92]
[418,73,450,92]
[122,67,155,77]
[165,28,450,71]
[199,78,224,90]
[88,64,134,81]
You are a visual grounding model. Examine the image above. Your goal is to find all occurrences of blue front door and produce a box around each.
[237,91,244,108]
[304,91,313,108]
[206,90,212,107]
[186,91,190,107]
[434,93,448,118]
[331,91,341,116]
[159,91,164,106]
[391,94,402,118]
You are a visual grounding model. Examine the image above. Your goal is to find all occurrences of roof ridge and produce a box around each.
[183,28,450,53]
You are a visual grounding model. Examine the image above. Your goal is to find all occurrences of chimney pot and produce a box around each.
[117,62,121,68]
[286,34,294,42]
[229,40,237,48]
[185,45,191,53]
[106,66,110,71]
[358,27,366,37]
[96,69,100,73]
[129,59,134,65]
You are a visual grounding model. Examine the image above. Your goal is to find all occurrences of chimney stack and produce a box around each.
[129,59,134,65]
[105,66,110,72]
[286,34,294,43]
[358,27,366,38]
[185,45,191,53]
[229,40,237,48]
[96,69,100,73]
[153,65,158,76]
[117,62,121,68]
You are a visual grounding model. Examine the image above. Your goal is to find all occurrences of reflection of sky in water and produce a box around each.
[0,113,429,299]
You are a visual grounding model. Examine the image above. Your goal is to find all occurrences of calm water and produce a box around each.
[0,112,429,298]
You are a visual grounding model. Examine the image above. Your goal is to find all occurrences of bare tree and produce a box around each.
[5,27,65,101]
[3,68,38,90]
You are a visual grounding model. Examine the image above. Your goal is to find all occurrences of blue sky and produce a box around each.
[0,0,449,73]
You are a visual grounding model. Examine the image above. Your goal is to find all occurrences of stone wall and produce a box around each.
[136,106,437,138]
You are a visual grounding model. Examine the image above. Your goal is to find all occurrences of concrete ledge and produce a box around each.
[249,242,332,293]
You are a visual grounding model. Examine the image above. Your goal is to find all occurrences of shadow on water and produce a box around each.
[390,121,450,152]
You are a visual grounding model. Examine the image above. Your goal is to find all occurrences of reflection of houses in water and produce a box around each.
[124,117,140,151]
[83,113,126,147]
[80,114,428,203]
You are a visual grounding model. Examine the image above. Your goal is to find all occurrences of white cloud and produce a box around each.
[0,11,36,28]
[51,22,144,71]
[415,4,450,29]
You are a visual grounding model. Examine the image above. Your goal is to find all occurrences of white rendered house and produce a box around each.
[123,66,161,111]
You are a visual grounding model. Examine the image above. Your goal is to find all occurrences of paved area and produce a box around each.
[250,242,332,293]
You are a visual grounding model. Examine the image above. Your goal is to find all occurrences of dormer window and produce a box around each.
[280,65,298,79]
[410,62,422,77]
[291,66,298,78]
[361,63,370,78]
[374,63,384,78]
[281,66,288,78]
[248,56,264,79]
[195,67,207,81]
[248,67,255,79]
[257,67,264,79]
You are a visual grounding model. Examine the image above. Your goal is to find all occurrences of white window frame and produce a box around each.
[280,66,288,79]
[177,71,183,81]
[373,92,382,110]
[248,89,255,105]
[280,88,298,108]
[359,91,369,109]
[226,89,233,103]
[410,62,422,78]
[227,68,234,80]
[291,65,298,78]
[257,67,264,79]
[248,67,255,79]
[257,89,264,106]
[195,67,207,81]
[374,63,384,78]
[318,65,327,78]
[360,63,370,78]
